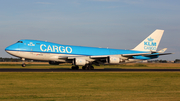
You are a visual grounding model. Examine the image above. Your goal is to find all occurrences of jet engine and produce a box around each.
[107,56,125,64]
[72,58,88,66]
[107,56,120,64]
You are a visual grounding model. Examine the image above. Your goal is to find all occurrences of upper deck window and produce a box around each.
[17,41,23,43]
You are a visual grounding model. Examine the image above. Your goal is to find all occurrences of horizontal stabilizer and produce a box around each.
[121,53,151,57]
[158,48,167,53]
[144,53,172,56]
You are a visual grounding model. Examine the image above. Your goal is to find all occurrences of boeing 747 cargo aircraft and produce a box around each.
[5,29,171,70]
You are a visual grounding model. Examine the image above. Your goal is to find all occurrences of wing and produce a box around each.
[49,52,172,65]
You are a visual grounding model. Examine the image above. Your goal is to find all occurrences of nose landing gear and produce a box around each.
[21,58,26,67]
[22,63,26,67]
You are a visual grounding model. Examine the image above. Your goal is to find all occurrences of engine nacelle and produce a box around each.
[73,58,88,66]
[108,56,120,64]
[107,56,125,64]
[49,61,60,65]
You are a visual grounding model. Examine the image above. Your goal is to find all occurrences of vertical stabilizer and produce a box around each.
[133,29,164,51]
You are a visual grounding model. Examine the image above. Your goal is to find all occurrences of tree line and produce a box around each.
[0,57,44,62]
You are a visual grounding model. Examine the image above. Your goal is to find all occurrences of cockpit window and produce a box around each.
[17,41,23,43]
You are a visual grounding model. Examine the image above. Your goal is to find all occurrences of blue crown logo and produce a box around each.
[147,37,154,41]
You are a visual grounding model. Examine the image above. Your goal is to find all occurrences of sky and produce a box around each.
[0,0,180,60]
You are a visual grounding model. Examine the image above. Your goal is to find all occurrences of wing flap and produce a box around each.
[90,55,108,59]
[58,56,82,59]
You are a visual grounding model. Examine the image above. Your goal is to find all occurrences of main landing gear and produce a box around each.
[82,64,94,70]
[71,64,94,70]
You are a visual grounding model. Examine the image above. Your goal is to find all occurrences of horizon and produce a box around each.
[1,0,180,60]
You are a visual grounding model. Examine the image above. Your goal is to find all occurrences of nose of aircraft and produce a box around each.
[5,46,12,51]
[5,44,19,52]
[5,43,21,57]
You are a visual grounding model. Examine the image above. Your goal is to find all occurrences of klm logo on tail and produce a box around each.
[133,29,164,52]
[144,37,157,51]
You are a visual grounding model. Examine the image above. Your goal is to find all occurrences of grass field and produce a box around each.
[0,72,180,101]
[0,63,180,101]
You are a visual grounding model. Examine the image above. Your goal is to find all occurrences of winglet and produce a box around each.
[133,29,164,52]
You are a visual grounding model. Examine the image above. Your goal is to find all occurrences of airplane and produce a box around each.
[5,29,171,70]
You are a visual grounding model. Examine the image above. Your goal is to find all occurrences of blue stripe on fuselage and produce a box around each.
[5,39,149,56]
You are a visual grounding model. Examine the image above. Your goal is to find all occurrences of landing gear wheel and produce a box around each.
[84,65,94,70]
[90,66,94,70]
[71,66,79,70]
[21,58,26,67]
[85,65,89,70]
[22,63,26,67]
[82,66,85,70]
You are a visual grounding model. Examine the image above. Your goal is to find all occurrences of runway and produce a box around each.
[0,68,180,72]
